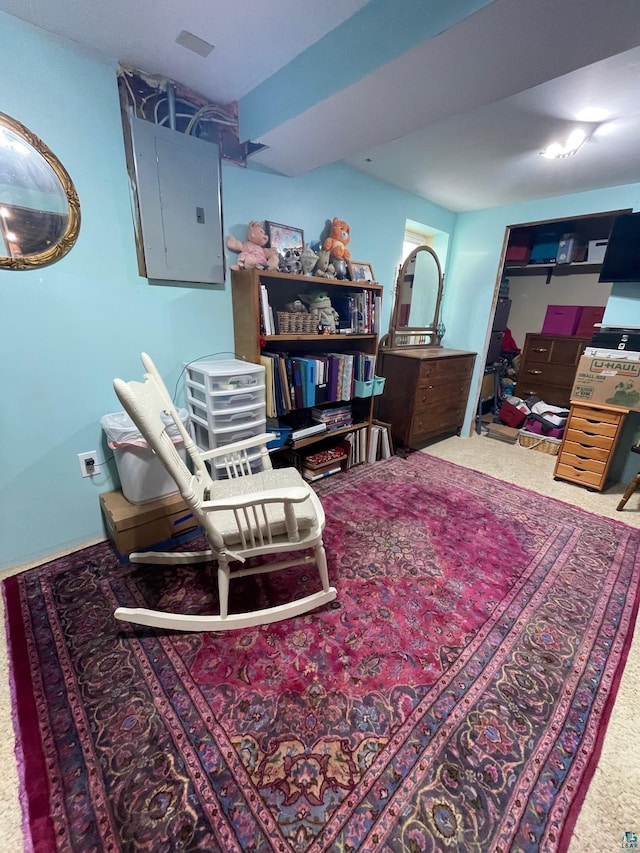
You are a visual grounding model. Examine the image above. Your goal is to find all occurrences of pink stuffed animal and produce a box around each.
[227,221,279,271]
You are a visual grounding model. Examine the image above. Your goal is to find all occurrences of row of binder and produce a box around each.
[260,351,377,417]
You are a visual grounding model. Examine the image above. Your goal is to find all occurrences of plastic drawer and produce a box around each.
[186,379,266,411]
[190,418,267,451]
[185,359,264,394]
[186,395,265,430]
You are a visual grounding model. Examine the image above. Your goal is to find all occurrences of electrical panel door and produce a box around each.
[128,114,224,284]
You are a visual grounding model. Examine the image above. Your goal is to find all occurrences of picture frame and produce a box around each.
[348,260,375,283]
[265,221,305,254]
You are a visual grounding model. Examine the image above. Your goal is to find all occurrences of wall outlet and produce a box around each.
[78,451,101,478]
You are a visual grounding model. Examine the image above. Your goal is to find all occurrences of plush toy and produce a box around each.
[280,248,302,275]
[300,244,319,276]
[227,221,279,271]
[313,248,336,279]
[323,217,351,262]
[300,291,340,334]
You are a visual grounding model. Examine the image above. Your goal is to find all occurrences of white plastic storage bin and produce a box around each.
[112,444,188,504]
[101,409,189,505]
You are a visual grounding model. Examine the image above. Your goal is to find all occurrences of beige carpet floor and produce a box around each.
[1,435,639,851]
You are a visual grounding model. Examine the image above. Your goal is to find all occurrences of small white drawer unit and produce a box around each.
[183,359,266,459]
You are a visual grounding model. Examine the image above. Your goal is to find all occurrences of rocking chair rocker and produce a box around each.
[112,353,336,631]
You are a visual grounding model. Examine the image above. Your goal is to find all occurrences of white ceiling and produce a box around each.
[2,0,640,212]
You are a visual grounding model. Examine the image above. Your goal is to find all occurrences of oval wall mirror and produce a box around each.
[0,111,80,270]
[382,244,444,348]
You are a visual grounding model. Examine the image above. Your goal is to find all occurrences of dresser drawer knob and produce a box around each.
[532,347,548,353]
[527,369,542,375]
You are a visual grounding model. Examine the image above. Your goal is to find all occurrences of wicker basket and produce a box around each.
[518,429,561,455]
[276,311,318,334]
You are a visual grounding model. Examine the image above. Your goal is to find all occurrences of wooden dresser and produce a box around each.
[554,403,628,491]
[375,348,476,448]
[515,333,590,408]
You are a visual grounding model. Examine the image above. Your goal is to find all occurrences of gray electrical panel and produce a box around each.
[127,113,224,284]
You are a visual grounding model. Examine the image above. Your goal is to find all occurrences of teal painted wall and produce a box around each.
[4,11,639,569]
[0,12,455,569]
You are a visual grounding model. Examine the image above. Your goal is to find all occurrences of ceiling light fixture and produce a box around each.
[576,107,608,122]
[540,128,588,160]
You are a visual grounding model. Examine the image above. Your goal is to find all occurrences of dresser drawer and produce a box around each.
[555,463,603,488]
[513,380,571,408]
[568,416,619,438]
[411,406,466,442]
[415,378,471,410]
[562,434,613,459]
[557,452,605,475]
[518,363,578,387]
[522,337,554,364]
[523,335,587,366]
[570,405,624,426]
[418,356,473,385]
[562,441,610,463]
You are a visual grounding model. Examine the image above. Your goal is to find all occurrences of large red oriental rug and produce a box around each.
[4,454,640,852]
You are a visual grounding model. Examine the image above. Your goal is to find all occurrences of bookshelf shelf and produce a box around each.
[291,420,370,451]
[231,268,383,459]
[264,333,377,343]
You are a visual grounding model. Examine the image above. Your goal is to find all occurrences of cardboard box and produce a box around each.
[570,355,640,410]
[100,489,201,559]
[541,305,582,336]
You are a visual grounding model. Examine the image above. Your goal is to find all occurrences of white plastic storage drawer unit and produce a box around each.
[183,358,266,455]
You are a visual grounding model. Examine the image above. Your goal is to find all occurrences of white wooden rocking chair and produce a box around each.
[112,352,336,632]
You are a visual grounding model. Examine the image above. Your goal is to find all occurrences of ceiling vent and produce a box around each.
[175,31,214,58]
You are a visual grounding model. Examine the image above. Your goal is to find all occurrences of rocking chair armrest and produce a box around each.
[201,486,310,512]
[198,433,274,462]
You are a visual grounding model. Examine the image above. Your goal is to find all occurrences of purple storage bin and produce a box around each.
[541,305,582,336]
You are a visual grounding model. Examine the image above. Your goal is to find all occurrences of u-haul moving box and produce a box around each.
[570,355,640,410]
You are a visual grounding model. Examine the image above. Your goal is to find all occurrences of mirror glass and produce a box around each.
[0,112,80,270]
[384,244,444,347]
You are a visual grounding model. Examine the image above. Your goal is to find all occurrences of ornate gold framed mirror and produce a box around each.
[381,244,444,348]
[0,111,80,270]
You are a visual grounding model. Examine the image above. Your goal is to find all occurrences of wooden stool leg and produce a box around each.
[617,472,640,511]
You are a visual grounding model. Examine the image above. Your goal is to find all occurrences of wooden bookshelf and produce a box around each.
[231,268,383,454]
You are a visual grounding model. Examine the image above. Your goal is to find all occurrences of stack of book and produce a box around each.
[302,446,347,482]
[311,404,352,431]
[291,421,327,441]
